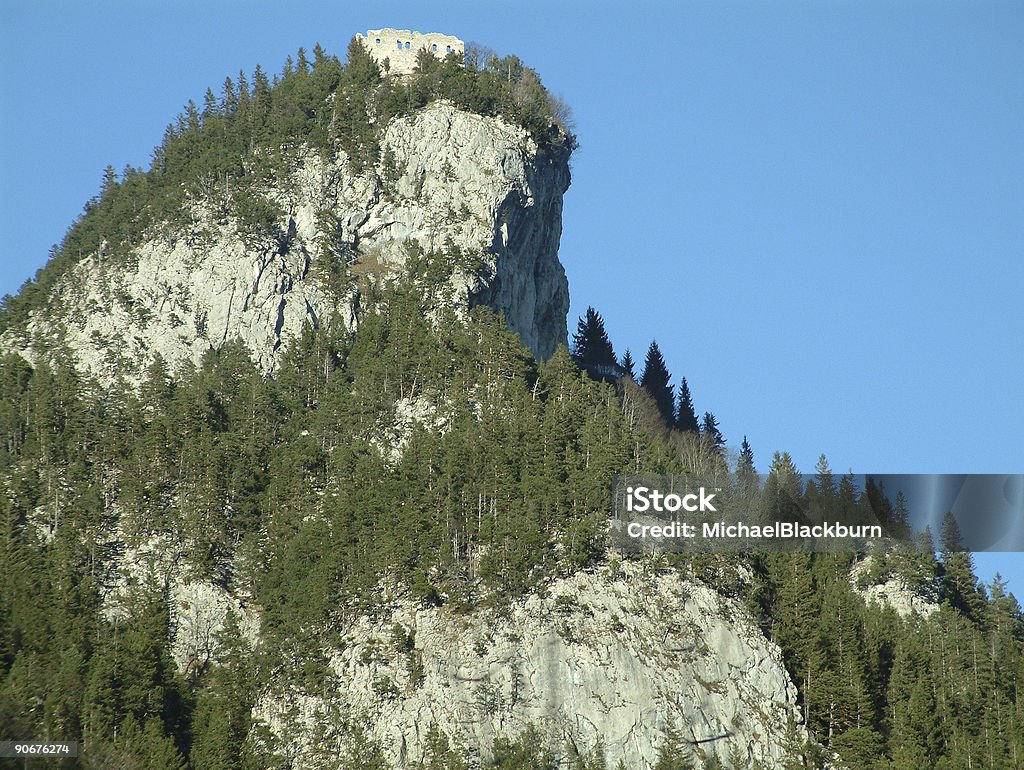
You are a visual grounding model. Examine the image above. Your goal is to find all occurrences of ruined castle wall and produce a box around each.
[357,28,464,76]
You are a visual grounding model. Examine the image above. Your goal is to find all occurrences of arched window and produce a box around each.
[405,41,411,49]
[431,43,438,52]
[446,45,452,53]
[375,38,381,45]
[397,40,403,50]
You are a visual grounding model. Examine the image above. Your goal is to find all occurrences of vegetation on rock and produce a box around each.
[0,33,1020,770]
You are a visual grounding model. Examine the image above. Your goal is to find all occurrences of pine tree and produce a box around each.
[738,436,755,473]
[813,455,836,498]
[619,349,636,379]
[100,165,118,198]
[640,341,674,425]
[893,491,911,537]
[806,454,837,522]
[653,722,694,769]
[202,88,219,119]
[737,436,758,501]
[939,512,984,621]
[220,76,237,114]
[413,722,468,770]
[571,307,618,379]
[675,377,699,433]
[491,724,558,768]
[701,412,724,453]
[763,452,804,525]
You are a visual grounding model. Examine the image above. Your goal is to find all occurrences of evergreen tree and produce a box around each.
[813,454,836,499]
[571,306,618,379]
[738,436,755,474]
[736,436,758,502]
[640,341,674,425]
[805,454,837,523]
[675,377,699,433]
[2,41,1023,767]
[413,723,469,770]
[701,412,724,453]
[490,724,558,768]
[939,512,984,621]
[653,723,694,769]
[619,349,636,380]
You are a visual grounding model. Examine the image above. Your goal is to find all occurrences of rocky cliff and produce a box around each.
[3,78,812,769]
[4,102,570,381]
[253,562,806,768]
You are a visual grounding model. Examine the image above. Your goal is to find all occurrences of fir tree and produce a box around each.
[701,412,724,453]
[640,341,674,425]
[737,435,758,500]
[675,377,699,433]
[571,306,618,379]
[739,436,755,473]
[939,512,984,621]
[619,348,636,379]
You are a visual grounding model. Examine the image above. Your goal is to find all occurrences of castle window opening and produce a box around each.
[431,43,438,52]
[405,41,411,49]
[397,40,403,50]
[446,45,452,53]
[376,38,381,45]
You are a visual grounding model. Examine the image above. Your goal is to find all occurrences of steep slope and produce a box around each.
[3,103,569,382]
[0,40,825,770]
[255,564,804,768]
[4,39,1022,770]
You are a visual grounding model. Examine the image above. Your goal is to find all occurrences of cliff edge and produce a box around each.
[3,102,570,381]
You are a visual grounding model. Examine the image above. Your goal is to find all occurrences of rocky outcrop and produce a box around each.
[99,530,260,678]
[5,102,570,382]
[850,557,939,619]
[254,562,806,768]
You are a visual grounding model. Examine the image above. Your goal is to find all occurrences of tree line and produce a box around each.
[1,292,1021,767]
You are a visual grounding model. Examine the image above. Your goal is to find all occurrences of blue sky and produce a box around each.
[1,1,1021,590]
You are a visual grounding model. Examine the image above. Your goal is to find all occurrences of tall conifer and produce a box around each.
[571,306,617,377]
[619,349,636,379]
[702,411,725,452]
[739,436,755,473]
[675,377,699,433]
[640,341,674,425]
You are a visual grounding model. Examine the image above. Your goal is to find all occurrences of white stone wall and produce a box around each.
[357,28,464,76]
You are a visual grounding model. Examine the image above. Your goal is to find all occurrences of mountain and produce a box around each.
[1,34,1022,770]
[1,102,569,383]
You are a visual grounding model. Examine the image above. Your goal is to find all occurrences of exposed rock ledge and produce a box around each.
[850,557,940,619]
[255,562,806,768]
[5,102,571,383]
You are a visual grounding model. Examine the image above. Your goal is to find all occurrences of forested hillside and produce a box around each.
[0,38,572,339]
[3,289,1022,768]
[1,39,1022,770]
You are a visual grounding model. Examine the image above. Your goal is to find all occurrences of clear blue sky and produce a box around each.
[1,2,1021,589]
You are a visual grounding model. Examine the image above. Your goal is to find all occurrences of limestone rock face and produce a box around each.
[254,563,806,768]
[5,102,570,381]
[850,557,940,619]
[99,530,260,678]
